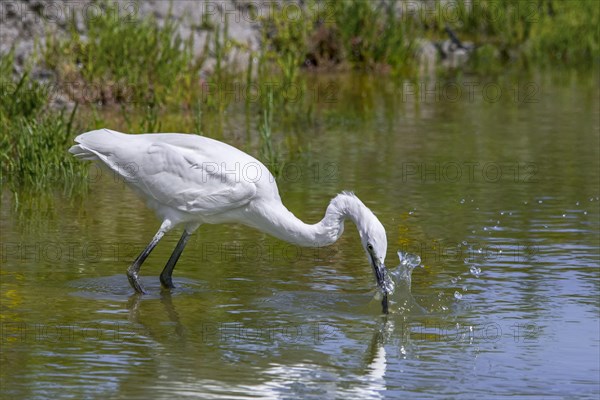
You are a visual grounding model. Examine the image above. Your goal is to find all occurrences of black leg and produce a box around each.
[127,229,166,294]
[160,230,192,289]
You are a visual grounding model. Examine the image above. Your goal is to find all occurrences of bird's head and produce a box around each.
[359,213,393,295]
[329,192,393,296]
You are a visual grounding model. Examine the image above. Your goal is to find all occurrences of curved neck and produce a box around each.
[248,192,372,247]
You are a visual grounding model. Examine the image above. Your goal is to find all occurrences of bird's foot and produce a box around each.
[160,273,175,289]
[127,268,147,295]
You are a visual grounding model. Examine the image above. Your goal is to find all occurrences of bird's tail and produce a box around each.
[68,143,97,161]
[68,128,125,162]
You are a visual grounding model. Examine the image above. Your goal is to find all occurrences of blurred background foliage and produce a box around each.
[1,0,598,193]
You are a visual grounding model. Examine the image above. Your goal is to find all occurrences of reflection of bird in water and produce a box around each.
[364,317,391,378]
[125,293,397,398]
[127,291,186,340]
[70,129,392,311]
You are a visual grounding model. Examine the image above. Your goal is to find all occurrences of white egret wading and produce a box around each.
[70,129,392,305]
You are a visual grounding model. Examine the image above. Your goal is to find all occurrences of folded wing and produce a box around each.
[136,142,257,215]
[71,130,258,215]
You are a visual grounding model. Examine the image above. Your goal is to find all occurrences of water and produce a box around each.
[2,70,599,399]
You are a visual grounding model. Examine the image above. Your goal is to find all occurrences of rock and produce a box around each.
[1,0,261,74]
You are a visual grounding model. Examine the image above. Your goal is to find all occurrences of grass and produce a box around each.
[44,0,198,106]
[1,0,598,196]
[422,0,599,66]
[526,0,599,64]
[331,0,416,74]
[0,50,88,192]
[258,89,283,177]
[259,0,417,75]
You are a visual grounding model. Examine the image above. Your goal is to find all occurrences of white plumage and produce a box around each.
[70,129,391,303]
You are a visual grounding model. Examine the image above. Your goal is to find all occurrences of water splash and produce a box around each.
[390,250,423,290]
[376,250,422,300]
[382,271,396,295]
[469,266,482,277]
[398,251,422,268]
[375,251,427,313]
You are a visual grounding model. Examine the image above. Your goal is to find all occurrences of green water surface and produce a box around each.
[1,70,599,399]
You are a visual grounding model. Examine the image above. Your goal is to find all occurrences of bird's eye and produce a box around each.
[367,243,373,251]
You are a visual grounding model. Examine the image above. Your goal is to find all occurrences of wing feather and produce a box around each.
[134,142,257,215]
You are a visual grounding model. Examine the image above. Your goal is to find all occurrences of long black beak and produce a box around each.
[369,253,389,294]
[369,252,391,314]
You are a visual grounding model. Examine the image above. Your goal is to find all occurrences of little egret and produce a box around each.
[70,129,392,305]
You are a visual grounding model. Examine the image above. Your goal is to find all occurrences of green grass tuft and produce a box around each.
[1,49,87,191]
